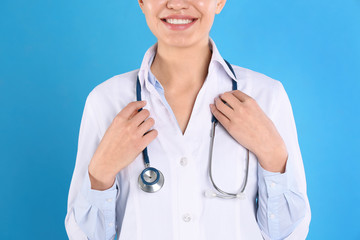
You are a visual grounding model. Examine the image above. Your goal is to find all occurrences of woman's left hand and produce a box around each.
[210,90,288,173]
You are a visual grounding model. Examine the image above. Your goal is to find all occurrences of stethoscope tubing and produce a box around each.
[208,121,250,199]
[136,59,250,198]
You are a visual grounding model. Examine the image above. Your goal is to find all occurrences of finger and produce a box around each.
[219,92,242,110]
[214,97,234,118]
[120,101,147,119]
[131,108,150,127]
[141,129,158,147]
[128,102,147,120]
[210,104,230,126]
[128,108,139,120]
[230,90,252,102]
[137,117,155,136]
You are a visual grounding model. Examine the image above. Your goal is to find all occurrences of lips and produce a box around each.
[161,15,198,30]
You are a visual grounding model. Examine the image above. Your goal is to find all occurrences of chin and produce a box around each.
[159,34,209,49]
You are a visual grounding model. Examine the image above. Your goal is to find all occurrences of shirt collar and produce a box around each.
[137,37,237,91]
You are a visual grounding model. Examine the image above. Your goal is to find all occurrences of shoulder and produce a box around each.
[82,69,140,136]
[90,69,138,98]
[86,69,139,106]
[230,65,287,116]
[231,65,283,91]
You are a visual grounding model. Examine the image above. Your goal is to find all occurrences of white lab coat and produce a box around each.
[65,38,311,240]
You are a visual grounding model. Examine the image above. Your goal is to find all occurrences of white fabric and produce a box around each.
[65,38,311,240]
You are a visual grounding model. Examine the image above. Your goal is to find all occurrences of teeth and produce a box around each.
[166,18,194,25]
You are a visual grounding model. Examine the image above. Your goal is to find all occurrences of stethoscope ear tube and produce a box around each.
[204,189,247,200]
[208,60,250,199]
[208,121,250,199]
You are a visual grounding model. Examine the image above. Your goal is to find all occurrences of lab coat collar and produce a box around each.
[137,37,237,92]
[208,37,237,81]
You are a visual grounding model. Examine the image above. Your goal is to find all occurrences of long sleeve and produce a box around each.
[256,81,311,240]
[65,91,118,240]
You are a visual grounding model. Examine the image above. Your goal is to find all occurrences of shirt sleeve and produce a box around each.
[256,81,311,240]
[65,90,119,240]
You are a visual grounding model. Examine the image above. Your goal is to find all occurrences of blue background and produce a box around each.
[1,0,359,239]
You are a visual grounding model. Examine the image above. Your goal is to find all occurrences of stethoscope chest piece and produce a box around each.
[138,167,164,193]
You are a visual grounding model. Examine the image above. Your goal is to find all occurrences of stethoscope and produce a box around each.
[137,59,249,199]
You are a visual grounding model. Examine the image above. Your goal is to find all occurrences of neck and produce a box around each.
[150,38,212,92]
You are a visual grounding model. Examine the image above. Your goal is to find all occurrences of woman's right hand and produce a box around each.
[88,100,157,190]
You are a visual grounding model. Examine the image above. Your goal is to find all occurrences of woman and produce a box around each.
[65,0,311,239]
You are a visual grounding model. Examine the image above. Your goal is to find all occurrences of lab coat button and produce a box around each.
[106,198,113,202]
[270,214,275,219]
[180,157,188,166]
[270,182,276,188]
[108,222,114,227]
[182,213,192,222]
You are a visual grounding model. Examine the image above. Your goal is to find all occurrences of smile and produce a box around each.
[165,19,194,25]
[161,16,198,30]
